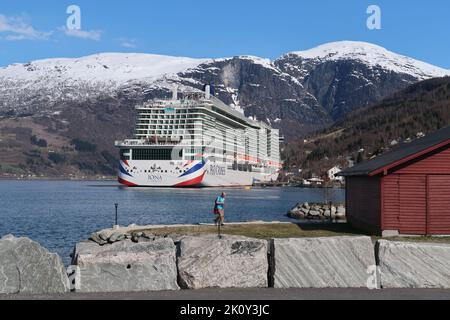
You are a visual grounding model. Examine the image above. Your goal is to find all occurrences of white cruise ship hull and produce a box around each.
[118,160,279,187]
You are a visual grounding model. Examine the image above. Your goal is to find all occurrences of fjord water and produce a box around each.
[0,180,344,264]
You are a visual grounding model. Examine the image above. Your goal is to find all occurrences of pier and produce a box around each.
[253,181,290,187]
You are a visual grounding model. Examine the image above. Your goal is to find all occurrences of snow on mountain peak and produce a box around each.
[0,53,210,84]
[289,41,392,59]
[1,42,448,85]
[238,55,277,71]
[286,41,450,79]
[1,42,448,113]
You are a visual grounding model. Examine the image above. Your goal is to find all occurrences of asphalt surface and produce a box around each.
[1,288,450,300]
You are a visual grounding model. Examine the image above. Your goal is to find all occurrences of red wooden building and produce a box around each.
[340,126,450,236]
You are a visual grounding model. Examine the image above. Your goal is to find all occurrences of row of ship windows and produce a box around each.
[122,156,273,166]
[135,127,202,131]
[126,169,188,174]
[137,121,203,125]
[138,108,201,113]
[135,131,201,135]
[120,148,273,164]
[124,164,261,175]
[133,133,268,140]
[123,165,258,174]
[132,149,181,161]
[132,139,259,150]
[136,125,201,129]
[138,112,279,138]
[136,117,206,122]
[126,145,268,160]
[137,111,205,117]
[135,122,276,140]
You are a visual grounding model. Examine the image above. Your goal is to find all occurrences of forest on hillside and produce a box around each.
[283,77,450,179]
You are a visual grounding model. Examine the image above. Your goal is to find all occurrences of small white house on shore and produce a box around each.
[307,177,324,186]
[328,166,344,182]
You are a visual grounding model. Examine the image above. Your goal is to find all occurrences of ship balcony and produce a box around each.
[135,98,211,111]
[115,138,185,148]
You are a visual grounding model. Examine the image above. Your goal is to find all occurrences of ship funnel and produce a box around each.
[205,84,211,99]
[172,87,178,100]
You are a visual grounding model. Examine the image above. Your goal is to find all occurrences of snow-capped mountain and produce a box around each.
[1,41,449,177]
[0,53,210,114]
[275,41,450,120]
[283,41,449,81]
[0,41,449,137]
[0,53,209,83]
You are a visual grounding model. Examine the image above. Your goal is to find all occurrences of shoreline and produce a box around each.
[0,177,117,182]
[0,177,345,190]
[2,223,450,296]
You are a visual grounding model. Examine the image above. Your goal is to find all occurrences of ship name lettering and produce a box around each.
[148,174,163,182]
[208,165,226,176]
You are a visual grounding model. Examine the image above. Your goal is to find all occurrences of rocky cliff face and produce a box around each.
[275,41,449,121]
[278,57,420,120]
[177,56,331,136]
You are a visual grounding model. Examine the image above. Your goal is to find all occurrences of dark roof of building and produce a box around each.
[340,125,450,177]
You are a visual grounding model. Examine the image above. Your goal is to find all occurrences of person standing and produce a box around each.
[214,192,226,226]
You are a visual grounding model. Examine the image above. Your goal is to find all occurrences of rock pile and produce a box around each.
[88,229,197,247]
[90,229,160,244]
[288,202,346,221]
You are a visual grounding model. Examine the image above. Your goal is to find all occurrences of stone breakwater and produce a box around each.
[1,231,450,294]
[377,240,450,289]
[272,237,375,288]
[72,239,179,293]
[288,202,346,221]
[178,235,268,289]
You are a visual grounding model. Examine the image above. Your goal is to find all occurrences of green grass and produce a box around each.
[133,223,450,244]
[0,163,27,175]
[135,223,366,239]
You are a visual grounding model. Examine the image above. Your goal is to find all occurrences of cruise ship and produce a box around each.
[115,86,282,187]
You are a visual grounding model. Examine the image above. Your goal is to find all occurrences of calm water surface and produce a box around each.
[0,180,344,264]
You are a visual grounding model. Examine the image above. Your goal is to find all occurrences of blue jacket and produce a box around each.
[215,196,225,210]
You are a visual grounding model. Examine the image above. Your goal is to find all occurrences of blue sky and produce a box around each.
[0,0,449,68]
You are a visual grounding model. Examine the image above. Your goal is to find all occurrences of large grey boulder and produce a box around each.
[177,235,268,289]
[71,241,105,265]
[0,235,69,294]
[73,238,179,292]
[273,237,376,288]
[377,240,450,289]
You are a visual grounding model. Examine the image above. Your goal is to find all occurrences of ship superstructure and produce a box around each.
[115,87,281,187]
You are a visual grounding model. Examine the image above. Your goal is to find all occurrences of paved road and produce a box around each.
[1,288,450,300]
